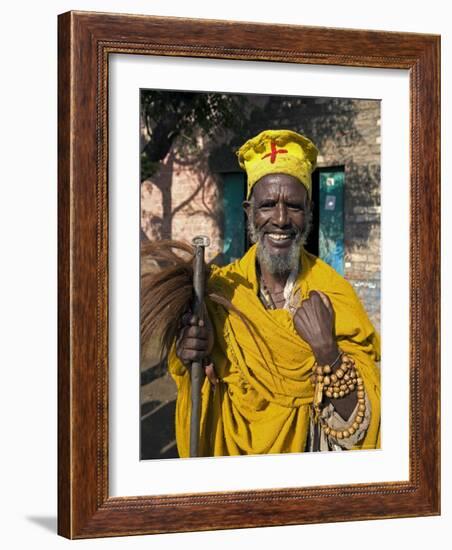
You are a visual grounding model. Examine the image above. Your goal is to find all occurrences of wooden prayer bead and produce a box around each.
[311,351,367,451]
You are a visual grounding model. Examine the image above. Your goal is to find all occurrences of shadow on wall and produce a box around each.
[344,160,381,251]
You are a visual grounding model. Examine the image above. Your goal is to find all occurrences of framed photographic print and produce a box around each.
[138,88,383,462]
[58,10,440,538]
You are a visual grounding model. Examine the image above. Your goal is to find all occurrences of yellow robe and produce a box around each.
[168,244,381,457]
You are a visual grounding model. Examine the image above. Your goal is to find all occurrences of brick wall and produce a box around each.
[141,95,381,331]
[299,98,381,331]
[141,147,224,263]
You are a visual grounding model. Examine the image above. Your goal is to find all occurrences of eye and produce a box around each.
[258,200,276,209]
[287,203,304,211]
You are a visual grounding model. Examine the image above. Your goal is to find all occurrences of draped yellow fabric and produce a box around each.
[168,244,381,457]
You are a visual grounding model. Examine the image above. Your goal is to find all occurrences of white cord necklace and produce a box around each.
[259,265,300,314]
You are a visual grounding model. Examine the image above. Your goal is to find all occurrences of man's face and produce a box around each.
[243,173,311,275]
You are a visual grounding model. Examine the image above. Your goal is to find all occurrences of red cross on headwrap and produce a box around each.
[261,140,288,163]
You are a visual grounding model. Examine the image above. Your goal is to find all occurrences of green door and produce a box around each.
[318,169,345,275]
[222,173,246,265]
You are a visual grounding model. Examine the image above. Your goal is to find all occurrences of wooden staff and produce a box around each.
[190,235,210,457]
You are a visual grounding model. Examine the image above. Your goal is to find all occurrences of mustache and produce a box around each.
[246,203,312,247]
[247,220,305,246]
[248,221,303,275]
[263,228,301,239]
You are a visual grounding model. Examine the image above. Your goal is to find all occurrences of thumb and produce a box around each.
[204,361,219,386]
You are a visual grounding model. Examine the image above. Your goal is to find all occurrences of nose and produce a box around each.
[274,201,289,227]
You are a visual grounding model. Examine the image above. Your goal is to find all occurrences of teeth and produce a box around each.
[268,233,290,241]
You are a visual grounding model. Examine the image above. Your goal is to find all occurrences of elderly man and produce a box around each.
[168,129,380,457]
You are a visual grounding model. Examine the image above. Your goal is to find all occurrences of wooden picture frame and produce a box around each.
[58,10,440,538]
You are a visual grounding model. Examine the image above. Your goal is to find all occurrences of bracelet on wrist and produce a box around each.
[321,385,366,441]
[310,352,366,439]
[310,352,359,398]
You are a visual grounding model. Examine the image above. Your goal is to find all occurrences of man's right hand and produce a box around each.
[175,312,217,384]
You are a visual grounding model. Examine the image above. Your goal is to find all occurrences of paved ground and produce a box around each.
[140,358,179,459]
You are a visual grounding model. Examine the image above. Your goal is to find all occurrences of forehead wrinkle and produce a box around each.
[255,184,281,203]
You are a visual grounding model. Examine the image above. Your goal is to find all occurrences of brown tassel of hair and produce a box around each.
[141,240,199,361]
[141,240,274,377]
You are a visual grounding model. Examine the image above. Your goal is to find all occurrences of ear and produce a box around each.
[242,200,252,218]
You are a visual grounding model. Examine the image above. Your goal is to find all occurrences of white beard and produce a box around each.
[247,206,311,276]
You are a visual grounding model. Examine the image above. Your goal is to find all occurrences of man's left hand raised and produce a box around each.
[293,290,339,366]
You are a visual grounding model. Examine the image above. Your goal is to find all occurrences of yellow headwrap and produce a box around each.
[236,129,318,199]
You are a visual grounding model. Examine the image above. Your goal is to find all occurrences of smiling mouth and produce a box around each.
[265,232,295,245]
